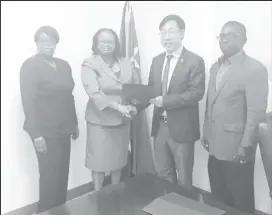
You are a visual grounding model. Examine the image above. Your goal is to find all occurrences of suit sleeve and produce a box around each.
[240,66,269,148]
[162,58,206,109]
[20,59,41,139]
[202,93,209,140]
[81,63,120,111]
[203,67,214,141]
[135,59,155,113]
[67,63,78,126]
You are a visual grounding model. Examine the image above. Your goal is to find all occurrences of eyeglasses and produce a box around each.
[99,40,114,45]
[216,33,240,41]
[159,30,181,37]
[37,40,57,46]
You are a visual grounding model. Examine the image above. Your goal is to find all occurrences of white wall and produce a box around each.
[1,1,271,214]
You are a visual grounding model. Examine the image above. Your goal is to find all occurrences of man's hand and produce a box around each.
[150,96,163,107]
[201,137,209,152]
[34,137,48,153]
[232,146,246,163]
[117,104,133,119]
[71,126,79,140]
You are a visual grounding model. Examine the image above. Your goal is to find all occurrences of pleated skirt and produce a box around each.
[85,122,130,172]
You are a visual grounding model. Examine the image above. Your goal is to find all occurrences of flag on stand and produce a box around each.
[120,1,156,176]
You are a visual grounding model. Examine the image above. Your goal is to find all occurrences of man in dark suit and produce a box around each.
[137,14,205,188]
[202,21,268,213]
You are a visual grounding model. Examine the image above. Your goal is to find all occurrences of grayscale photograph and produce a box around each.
[1,1,272,215]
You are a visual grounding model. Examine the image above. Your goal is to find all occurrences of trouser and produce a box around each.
[153,121,195,187]
[208,155,255,214]
[35,135,71,213]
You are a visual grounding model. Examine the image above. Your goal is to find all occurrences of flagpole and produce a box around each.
[126,0,134,178]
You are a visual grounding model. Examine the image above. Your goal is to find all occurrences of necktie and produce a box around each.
[162,55,173,96]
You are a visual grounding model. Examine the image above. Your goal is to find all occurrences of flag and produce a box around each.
[120,1,156,176]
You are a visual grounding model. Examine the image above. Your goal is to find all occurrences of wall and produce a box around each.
[1,1,271,214]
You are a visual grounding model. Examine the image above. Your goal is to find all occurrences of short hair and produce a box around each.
[159,14,185,30]
[92,28,121,59]
[34,26,60,43]
[223,21,247,37]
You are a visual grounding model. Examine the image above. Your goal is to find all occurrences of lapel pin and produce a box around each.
[180,58,184,63]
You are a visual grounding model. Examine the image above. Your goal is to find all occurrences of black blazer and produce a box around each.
[20,54,78,139]
[137,48,205,143]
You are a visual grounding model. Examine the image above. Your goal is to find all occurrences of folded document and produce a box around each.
[122,84,157,105]
[142,192,226,215]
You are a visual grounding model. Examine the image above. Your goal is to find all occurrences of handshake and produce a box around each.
[117,104,138,119]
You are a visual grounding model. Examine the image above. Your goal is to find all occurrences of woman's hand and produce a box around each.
[127,105,138,116]
[71,126,79,140]
[117,104,133,118]
[34,136,48,153]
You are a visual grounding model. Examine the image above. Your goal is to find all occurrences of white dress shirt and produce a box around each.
[161,44,184,90]
[216,51,243,91]
[161,45,184,116]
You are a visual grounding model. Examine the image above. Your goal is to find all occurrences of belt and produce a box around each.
[158,115,168,122]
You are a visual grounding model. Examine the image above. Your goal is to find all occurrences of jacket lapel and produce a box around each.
[167,48,187,93]
[209,64,219,100]
[96,56,123,83]
[211,52,246,103]
[155,53,166,95]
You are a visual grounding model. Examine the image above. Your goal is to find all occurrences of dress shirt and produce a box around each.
[161,45,184,90]
[161,45,183,116]
[216,50,244,91]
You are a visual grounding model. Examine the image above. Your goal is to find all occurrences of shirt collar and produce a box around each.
[166,44,184,59]
[219,50,245,65]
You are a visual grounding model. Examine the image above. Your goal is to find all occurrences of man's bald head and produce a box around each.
[218,21,247,57]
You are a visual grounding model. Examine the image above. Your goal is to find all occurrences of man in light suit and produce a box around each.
[137,14,205,188]
[202,21,268,213]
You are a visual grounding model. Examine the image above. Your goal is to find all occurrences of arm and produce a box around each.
[203,93,209,138]
[240,66,269,148]
[81,65,120,111]
[162,58,205,109]
[20,59,42,140]
[67,64,78,126]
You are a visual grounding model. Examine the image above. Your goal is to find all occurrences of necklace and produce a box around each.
[43,59,57,71]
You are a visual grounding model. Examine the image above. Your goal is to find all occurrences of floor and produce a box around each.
[3,141,272,215]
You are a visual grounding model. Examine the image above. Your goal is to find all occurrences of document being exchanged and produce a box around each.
[122,84,157,105]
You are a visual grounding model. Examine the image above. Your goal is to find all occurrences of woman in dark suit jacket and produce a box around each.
[20,26,79,214]
[81,28,137,191]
